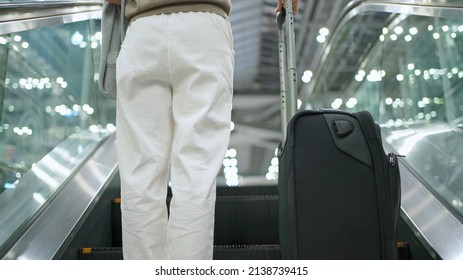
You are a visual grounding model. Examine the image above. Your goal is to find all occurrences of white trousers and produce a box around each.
[115,12,234,260]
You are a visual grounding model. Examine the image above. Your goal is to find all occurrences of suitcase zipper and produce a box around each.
[387,153,404,233]
[388,153,404,167]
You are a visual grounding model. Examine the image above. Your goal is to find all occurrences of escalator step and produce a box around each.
[213,244,281,260]
[78,244,280,260]
[79,247,123,260]
[111,186,280,247]
[214,194,279,245]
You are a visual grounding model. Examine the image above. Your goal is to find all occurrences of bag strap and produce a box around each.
[354,111,397,259]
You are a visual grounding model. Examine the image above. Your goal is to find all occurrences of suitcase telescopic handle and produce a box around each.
[277,1,298,145]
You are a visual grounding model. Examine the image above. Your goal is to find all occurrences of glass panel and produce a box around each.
[307,11,393,119]
[307,10,463,217]
[0,17,115,252]
[378,15,463,215]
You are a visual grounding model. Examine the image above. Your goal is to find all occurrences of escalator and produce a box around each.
[73,178,281,260]
[1,0,463,261]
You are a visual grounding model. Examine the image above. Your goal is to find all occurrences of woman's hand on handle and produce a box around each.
[275,0,299,15]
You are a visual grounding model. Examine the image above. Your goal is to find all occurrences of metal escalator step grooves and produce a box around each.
[214,184,279,246]
[213,244,281,260]
[78,247,123,260]
[78,245,280,260]
[111,186,280,247]
[214,195,279,245]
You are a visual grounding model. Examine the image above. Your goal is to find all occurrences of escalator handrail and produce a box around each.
[0,0,102,11]
[0,0,103,34]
